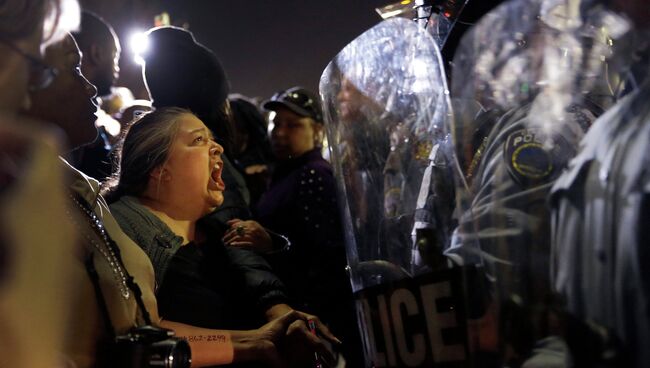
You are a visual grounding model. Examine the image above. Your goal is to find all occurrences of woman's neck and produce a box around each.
[137,197,199,244]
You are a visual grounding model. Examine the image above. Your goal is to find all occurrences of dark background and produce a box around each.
[79,0,503,101]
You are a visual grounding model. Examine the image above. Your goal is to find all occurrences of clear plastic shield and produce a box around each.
[450,0,629,178]
[320,16,454,289]
[320,18,471,367]
[376,0,469,48]
[445,0,634,365]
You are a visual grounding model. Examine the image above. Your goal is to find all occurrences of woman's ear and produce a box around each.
[150,166,171,181]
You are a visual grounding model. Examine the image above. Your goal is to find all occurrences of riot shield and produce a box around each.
[446,0,633,365]
[320,17,471,367]
[375,0,469,48]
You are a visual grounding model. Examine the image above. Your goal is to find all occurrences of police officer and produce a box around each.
[444,0,610,362]
[550,1,650,366]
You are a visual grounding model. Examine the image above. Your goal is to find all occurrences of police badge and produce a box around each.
[504,128,571,187]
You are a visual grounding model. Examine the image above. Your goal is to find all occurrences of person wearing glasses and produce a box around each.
[0,0,83,367]
[256,87,363,366]
[0,0,67,112]
[25,30,151,368]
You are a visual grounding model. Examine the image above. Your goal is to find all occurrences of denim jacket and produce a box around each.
[110,196,289,312]
[110,196,183,288]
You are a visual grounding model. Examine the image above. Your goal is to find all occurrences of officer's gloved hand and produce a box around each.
[415,227,448,270]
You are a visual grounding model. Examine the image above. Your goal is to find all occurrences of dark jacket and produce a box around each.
[109,196,288,317]
[255,149,347,307]
[255,149,364,365]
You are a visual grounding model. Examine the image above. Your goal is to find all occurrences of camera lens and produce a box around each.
[147,338,191,368]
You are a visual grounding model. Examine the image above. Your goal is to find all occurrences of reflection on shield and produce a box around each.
[320,17,467,367]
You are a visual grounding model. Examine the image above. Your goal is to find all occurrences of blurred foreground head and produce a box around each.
[26,33,99,149]
[0,0,80,112]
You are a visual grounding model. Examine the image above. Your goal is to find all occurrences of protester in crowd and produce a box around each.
[107,107,339,367]
[0,1,80,366]
[254,86,362,366]
[69,10,121,180]
[550,1,650,366]
[24,32,335,367]
[140,26,287,253]
[73,11,120,97]
[229,94,274,208]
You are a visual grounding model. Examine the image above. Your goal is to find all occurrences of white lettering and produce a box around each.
[391,288,426,366]
[523,133,534,143]
[421,282,467,362]
[378,295,397,366]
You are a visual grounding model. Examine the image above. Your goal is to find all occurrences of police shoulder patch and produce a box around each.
[504,128,562,186]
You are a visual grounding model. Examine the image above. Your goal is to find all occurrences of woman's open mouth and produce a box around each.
[209,160,226,191]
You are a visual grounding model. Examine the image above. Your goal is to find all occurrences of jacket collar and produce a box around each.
[112,195,184,248]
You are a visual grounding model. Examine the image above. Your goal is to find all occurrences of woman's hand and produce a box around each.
[265,304,341,366]
[161,313,302,368]
[239,310,304,367]
[223,219,273,253]
[282,313,340,367]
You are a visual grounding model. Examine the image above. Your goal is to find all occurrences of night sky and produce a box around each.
[129,0,393,100]
[84,1,503,102]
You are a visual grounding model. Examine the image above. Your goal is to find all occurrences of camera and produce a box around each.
[109,325,191,368]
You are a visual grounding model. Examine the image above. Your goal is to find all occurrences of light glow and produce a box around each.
[130,31,149,65]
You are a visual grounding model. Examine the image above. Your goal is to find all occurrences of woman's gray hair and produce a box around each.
[0,0,79,45]
[103,107,194,202]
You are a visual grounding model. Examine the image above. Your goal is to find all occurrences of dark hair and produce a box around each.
[72,10,115,52]
[142,26,234,155]
[229,95,272,157]
[0,0,57,40]
[103,107,192,202]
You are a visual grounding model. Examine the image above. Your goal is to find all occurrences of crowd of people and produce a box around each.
[0,2,349,367]
[0,0,648,367]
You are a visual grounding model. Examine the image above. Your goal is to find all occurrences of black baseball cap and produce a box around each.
[263,87,323,123]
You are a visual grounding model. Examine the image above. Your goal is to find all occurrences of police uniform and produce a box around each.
[446,102,587,306]
[550,82,650,368]
[383,123,440,271]
[411,138,456,273]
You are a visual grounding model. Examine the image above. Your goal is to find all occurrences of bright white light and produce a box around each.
[267,111,276,136]
[130,31,149,65]
[411,58,431,93]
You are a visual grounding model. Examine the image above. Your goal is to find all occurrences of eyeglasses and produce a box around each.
[0,38,58,91]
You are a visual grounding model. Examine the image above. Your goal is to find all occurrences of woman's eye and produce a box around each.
[194,135,210,144]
